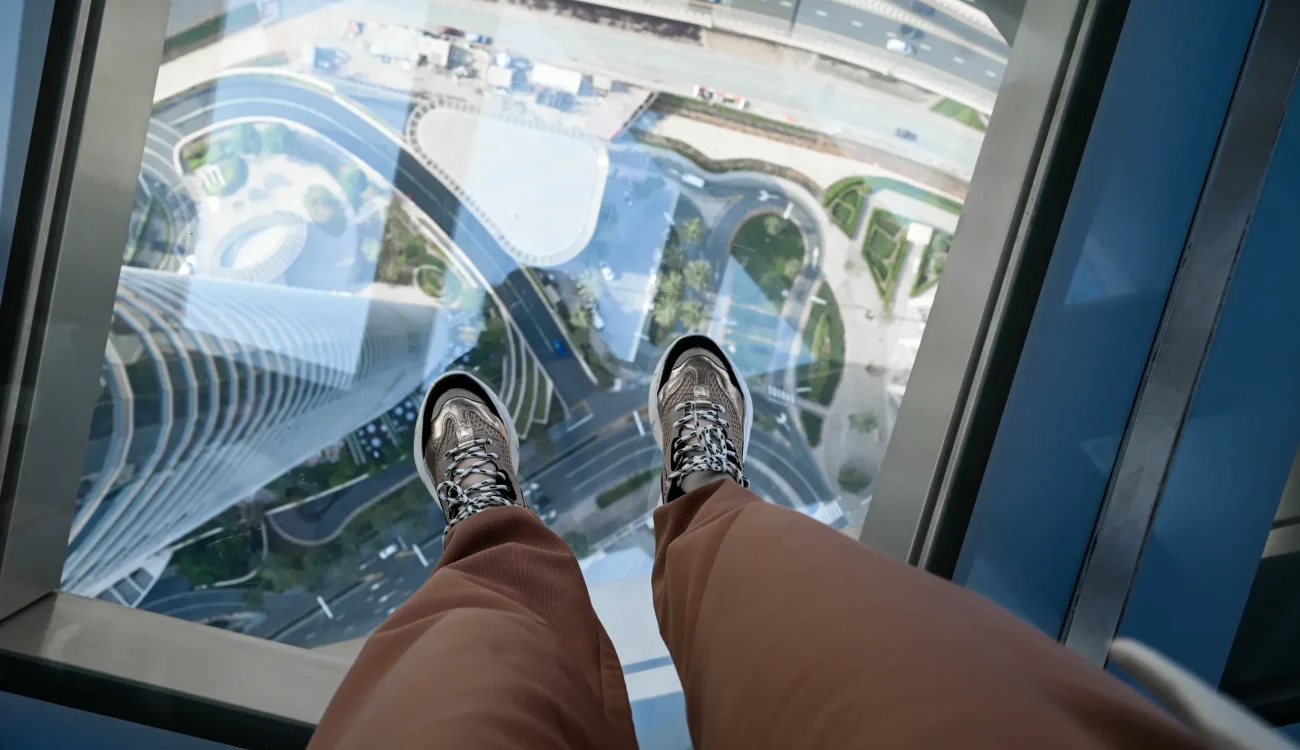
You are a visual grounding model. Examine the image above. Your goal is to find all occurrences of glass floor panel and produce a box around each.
[70,0,1021,744]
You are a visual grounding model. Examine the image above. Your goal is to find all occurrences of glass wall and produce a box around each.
[37,0,1075,741]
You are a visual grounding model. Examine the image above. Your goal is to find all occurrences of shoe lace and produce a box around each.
[667,399,748,490]
[436,438,516,527]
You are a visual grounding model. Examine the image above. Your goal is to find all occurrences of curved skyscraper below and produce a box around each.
[65,268,438,598]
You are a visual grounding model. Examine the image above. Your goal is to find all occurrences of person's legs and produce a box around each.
[647,334,1206,750]
[309,372,636,750]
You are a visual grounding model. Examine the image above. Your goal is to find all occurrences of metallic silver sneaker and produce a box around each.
[414,371,526,530]
[648,334,752,502]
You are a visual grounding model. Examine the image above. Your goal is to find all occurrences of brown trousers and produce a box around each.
[308,480,1204,749]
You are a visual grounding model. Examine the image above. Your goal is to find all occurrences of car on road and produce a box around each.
[885,38,915,56]
[682,173,706,189]
[894,128,918,141]
[600,263,615,282]
[898,24,925,39]
[910,0,936,16]
[592,308,606,332]
[439,25,464,37]
[551,339,568,357]
[532,493,559,523]
[470,33,492,44]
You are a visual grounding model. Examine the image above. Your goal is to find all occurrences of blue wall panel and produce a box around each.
[0,0,53,291]
[1117,80,1300,683]
[954,0,1262,636]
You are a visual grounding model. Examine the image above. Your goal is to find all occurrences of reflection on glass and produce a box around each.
[71,0,1018,739]
[1222,452,1300,720]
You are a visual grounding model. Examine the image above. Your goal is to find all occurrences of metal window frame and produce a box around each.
[0,0,170,621]
[1063,0,1300,663]
[862,0,1128,569]
[0,2,354,745]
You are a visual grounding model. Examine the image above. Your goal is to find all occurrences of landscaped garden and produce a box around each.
[862,208,908,304]
[730,213,806,309]
[798,281,846,407]
[822,177,870,237]
[912,229,952,297]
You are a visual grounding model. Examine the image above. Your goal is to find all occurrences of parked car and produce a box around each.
[909,0,935,16]
[885,38,915,56]
[551,339,568,357]
[439,25,463,37]
[898,24,925,39]
[470,33,492,44]
[894,128,918,141]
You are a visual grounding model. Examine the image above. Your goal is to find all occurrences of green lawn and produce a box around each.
[730,213,807,309]
[912,230,952,296]
[596,469,656,509]
[799,282,846,406]
[862,209,908,304]
[822,177,870,237]
[931,98,988,132]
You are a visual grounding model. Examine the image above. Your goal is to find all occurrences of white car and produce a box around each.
[600,264,615,282]
[592,309,606,331]
[885,38,915,56]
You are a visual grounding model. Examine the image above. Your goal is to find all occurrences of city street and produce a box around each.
[304,0,991,173]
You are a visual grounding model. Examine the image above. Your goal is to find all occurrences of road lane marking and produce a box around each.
[919,43,931,50]
[778,1,791,5]
[851,19,862,26]
[633,411,645,436]
[985,69,998,78]
[564,433,652,478]
[953,56,966,64]
[814,8,827,15]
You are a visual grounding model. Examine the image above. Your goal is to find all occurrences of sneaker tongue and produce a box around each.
[453,455,502,492]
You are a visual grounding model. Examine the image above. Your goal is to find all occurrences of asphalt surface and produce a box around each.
[265,0,1007,91]
[156,78,600,406]
[880,0,1010,55]
[724,0,1006,89]
[265,462,417,545]
[338,0,989,174]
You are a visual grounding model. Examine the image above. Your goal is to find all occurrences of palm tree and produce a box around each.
[663,234,685,271]
[685,259,713,293]
[660,270,685,302]
[680,299,707,331]
[577,267,604,303]
[652,296,679,329]
[680,217,705,247]
[764,214,786,237]
[569,306,592,330]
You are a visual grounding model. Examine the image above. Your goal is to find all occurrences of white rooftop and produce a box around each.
[415,107,607,267]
